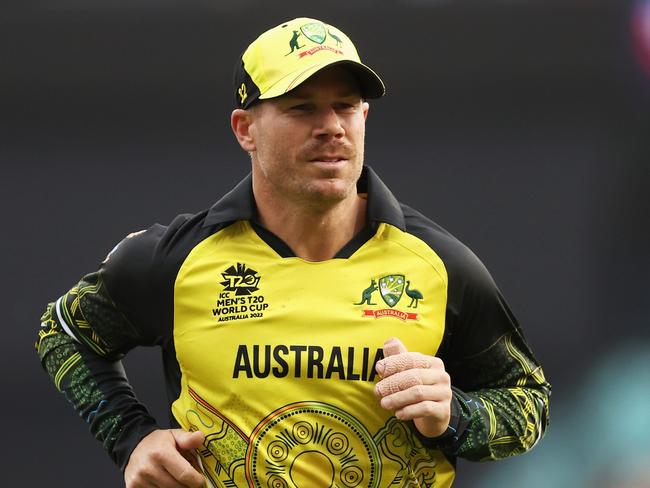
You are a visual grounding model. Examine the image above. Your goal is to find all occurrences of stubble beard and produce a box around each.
[296,140,364,206]
[259,141,364,210]
[250,91,369,210]
[292,156,364,210]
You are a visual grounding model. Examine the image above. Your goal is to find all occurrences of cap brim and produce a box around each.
[259,59,385,101]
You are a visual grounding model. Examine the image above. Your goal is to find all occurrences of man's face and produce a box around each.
[246,66,370,208]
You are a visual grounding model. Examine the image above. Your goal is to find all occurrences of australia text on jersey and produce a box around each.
[233,344,384,381]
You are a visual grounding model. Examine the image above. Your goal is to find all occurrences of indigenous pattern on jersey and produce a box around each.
[36,167,550,487]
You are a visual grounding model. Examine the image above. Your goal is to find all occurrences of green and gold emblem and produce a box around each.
[378,275,405,308]
[300,22,327,44]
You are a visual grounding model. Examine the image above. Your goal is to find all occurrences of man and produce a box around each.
[36,17,550,488]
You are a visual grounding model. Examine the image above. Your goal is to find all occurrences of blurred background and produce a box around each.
[2,0,649,486]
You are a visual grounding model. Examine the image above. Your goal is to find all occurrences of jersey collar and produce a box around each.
[203,165,406,231]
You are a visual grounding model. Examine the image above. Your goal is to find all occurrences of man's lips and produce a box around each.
[308,155,348,162]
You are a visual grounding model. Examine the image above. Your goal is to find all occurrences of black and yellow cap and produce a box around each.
[234,17,386,109]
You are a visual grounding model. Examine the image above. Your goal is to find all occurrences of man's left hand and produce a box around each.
[374,337,452,438]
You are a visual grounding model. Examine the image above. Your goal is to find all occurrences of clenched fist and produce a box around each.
[124,429,206,488]
[374,337,452,438]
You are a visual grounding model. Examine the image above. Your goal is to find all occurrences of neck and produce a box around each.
[254,188,367,262]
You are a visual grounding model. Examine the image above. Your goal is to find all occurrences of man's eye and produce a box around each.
[334,103,357,112]
[289,104,312,111]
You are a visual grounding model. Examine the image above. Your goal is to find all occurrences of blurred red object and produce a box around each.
[631,0,650,78]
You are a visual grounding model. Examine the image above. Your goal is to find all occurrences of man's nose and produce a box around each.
[313,107,345,139]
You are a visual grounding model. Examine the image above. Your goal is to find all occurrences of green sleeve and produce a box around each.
[35,272,160,469]
[431,331,550,461]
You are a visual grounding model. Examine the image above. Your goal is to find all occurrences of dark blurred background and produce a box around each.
[2,0,649,486]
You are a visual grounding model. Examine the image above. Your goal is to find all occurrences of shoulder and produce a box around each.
[401,203,526,361]
[100,210,221,303]
[102,212,205,271]
[400,203,494,289]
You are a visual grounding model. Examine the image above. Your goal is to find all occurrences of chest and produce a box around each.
[173,223,448,376]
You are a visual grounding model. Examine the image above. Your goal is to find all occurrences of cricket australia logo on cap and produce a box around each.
[300,22,327,44]
[286,21,344,58]
[353,274,423,321]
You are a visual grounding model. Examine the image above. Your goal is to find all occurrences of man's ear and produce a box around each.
[362,101,370,120]
[231,108,256,152]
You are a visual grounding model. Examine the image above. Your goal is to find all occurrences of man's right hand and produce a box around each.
[124,429,206,488]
